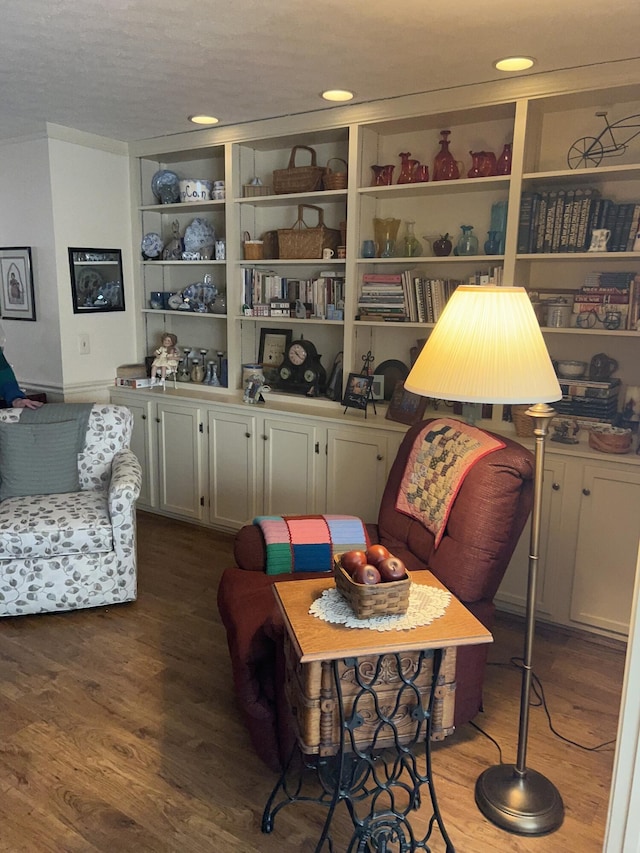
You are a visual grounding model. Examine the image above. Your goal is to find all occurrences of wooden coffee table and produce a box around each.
[262,571,492,852]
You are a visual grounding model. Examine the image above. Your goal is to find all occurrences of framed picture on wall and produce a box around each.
[0,247,35,321]
[68,247,125,313]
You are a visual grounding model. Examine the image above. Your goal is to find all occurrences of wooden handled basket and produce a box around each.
[273,145,325,195]
[278,204,341,259]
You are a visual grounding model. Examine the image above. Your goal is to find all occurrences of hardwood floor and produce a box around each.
[0,511,625,852]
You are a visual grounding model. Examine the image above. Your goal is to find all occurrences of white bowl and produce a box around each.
[557,360,587,379]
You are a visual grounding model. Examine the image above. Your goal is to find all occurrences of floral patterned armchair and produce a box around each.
[0,404,141,616]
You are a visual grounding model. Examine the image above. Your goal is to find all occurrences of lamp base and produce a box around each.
[475,764,564,836]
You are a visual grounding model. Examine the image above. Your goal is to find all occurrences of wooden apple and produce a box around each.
[377,556,407,582]
[340,550,368,575]
[365,544,391,566]
[351,564,381,585]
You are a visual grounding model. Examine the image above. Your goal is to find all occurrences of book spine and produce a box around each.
[543,190,559,253]
[625,204,640,251]
[517,192,536,253]
[362,273,403,282]
[535,192,549,252]
[551,190,566,252]
[559,189,575,252]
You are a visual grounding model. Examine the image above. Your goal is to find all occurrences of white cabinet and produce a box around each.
[156,400,204,521]
[325,426,398,523]
[498,449,640,640]
[261,416,323,517]
[206,407,259,530]
[570,462,640,635]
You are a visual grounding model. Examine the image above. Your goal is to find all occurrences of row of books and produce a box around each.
[357,269,505,324]
[517,187,640,254]
[241,269,345,318]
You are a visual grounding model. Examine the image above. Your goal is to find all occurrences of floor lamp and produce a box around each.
[404,285,565,835]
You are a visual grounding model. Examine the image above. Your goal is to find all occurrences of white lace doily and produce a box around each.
[309,584,451,632]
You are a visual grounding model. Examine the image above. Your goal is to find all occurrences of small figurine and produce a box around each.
[151,333,180,386]
[162,220,184,261]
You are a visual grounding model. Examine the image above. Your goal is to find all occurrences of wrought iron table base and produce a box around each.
[262,648,455,852]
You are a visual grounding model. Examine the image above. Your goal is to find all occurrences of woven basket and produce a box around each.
[242,231,264,261]
[323,158,348,190]
[261,230,279,260]
[511,405,535,438]
[333,556,411,619]
[278,204,341,259]
[588,428,632,454]
[243,184,272,197]
[273,145,325,195]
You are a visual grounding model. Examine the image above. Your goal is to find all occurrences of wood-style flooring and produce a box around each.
[0,511,625,852]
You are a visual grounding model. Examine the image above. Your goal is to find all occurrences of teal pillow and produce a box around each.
[0,420,81,501]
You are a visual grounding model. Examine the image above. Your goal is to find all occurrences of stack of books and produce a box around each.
[357,273,408,322]
[555,378,621,425]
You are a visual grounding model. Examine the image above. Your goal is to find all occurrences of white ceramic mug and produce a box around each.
[322,248,335,260]
[588,228,611,252]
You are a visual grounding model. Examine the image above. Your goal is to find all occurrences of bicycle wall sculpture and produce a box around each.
[568,112,640,169]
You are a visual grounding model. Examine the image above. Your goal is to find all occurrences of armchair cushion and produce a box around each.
[0,491,112,558]
[0,420,81,501]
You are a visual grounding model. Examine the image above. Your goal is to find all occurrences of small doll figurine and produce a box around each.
[151,333,180,386]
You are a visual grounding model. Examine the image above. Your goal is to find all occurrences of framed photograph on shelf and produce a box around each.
[258,328,291,382]
[0,247,35,321]
[370,374,385,401]
[342,372,374,413]
[385,380,428,425]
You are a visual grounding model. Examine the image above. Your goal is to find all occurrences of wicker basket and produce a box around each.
[588,427,632,454]
[333,556,411,619]
[261,230,279,260]
[243,184,272,197]
[242,231,264,260]
[511,405,535,438]
[273,145,325,195]
[278,205,341,259]
[323,158,348,190]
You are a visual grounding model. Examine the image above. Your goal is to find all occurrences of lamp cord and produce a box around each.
[470,657,616,758]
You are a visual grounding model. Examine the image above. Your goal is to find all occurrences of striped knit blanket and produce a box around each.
[253,514,370,575]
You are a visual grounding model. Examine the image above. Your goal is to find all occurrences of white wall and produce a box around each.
[0,126,135,401]
[0,134,62,392]
[47,126,137,400]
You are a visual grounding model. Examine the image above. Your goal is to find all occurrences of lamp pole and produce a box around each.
[474,402,564,835]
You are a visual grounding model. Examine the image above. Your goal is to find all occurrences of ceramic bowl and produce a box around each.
[557,360,588,379]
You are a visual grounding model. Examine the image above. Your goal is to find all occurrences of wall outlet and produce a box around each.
[78,334,90,354]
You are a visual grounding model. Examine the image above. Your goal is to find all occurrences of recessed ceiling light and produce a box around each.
[494,57,535,72]
[321,89,355,102]
[188,115,219,125]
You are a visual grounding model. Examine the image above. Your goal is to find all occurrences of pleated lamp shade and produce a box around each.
[404,286,562,405]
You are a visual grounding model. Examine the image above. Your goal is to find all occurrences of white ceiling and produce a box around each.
[0,0,639,144]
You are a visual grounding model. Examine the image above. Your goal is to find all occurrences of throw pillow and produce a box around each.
[0,420,81,501]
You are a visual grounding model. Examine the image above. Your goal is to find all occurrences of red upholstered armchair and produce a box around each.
[217,418,534,771]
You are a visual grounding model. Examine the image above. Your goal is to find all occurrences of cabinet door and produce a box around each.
[325,426,393,523]
[261,417,322,516]
[570,464,640,636]
[156,401,204,521]
[207,408,259,530]
[496,456,566,621]
[111,394,156,509]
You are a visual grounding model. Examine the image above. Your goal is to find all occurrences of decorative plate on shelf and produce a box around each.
[183,280,218,307]
[151,170,180,204]
[75,267,105,303]
[141,232,164,259]
[373,359,409,400]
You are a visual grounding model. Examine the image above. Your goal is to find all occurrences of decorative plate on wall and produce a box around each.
[373,359,409,400]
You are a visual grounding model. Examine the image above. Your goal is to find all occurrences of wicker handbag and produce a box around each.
[273,146,325,195]
[278,205,341,259]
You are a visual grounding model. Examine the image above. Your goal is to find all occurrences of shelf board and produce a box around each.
[237,259,345,267]
[517,252,640,260]
[142,309,226,319]
[234,189,347,207]
[142,260,226,266]
[522,164,640,186]
[237,315,344,326]
[359,176,510,199]
[356,255,504,264]
[140,200,226,213]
